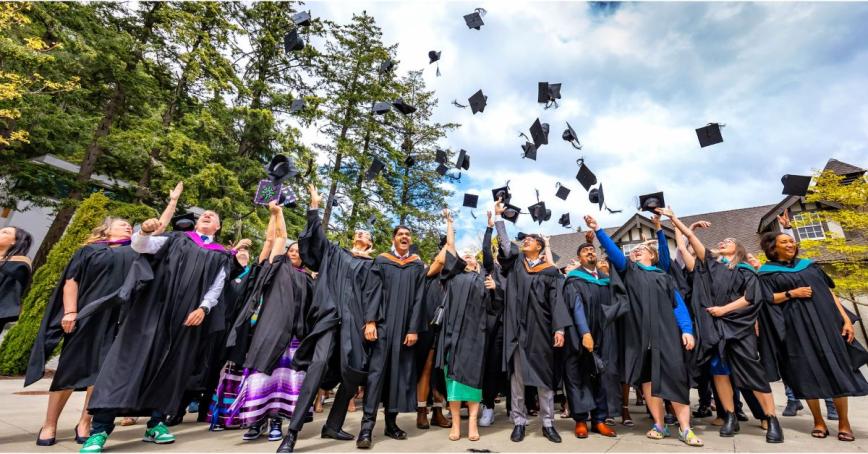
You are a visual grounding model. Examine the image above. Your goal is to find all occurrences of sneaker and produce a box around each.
[268,418,283,441]
[782,400,802,417]
[143,423,175,444]
[826,403,839,421]
[187,401,199,413]
[478,406,494,427]
[80,432,108,453]
[243,423,264,441]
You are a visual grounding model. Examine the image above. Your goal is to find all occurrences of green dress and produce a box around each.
[445,364,482,402]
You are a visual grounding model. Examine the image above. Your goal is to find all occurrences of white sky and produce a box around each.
[302,1,868,250]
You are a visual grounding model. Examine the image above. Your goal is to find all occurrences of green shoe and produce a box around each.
[80,432,108,453]
[143,422,175,444]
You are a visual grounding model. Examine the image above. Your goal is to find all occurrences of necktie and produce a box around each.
[200,234,209,243]
[592,271,598,279]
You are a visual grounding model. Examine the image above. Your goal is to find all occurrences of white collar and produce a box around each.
[391,245,410,260]
[195,231,213,243]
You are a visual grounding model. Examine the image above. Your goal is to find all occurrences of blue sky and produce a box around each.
[305,1,868,249]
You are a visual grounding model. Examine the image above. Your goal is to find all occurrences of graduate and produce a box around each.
[758,219,868,442]
[660,207,782,443]
[79,207,234,453]
[276,185,379,453]
[478,212,507,427]
[560,239,620,440]
[435,210,491,442]
[0,226,33,331]
[493,200,572,444]
[226,202,312,442]
[356,222,427,449]
[584,214,702,447]
[414,247,451,432]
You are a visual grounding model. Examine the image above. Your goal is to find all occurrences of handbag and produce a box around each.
[429,284,448,329]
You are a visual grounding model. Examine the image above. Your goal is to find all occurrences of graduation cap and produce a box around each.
[516,232,528,241]
[558,213,571,228]
[695,123,724,148]
[435,149,448,164]
[555,182,571,200]
[528,201,552,224]
[638,191,665,212]
[468,90,487,114]
[463,193,479,208]
[562,122,582,149]
[428,50,441,76]
[254,179,281,205]
[379,59,395,73]
[589,185,605,210]
[502,203,521,223]
[538,82,562,108]
[284,29,305,53]
[266,154,298,183]
[521,142,537,160]
[372,102,391,115]
[491,183,512,204]
[781,174,812,197]
[366,214,377,229]
[292,11,312,26]
[392,98,416,115]
[364,158,385,181]
[436,163,449,176]
[172,212,196,232]
[404,155,416,167]
[289,99,305,114]
[277,185,297,208]
[530,118,549,148]
[575,160,597,190]
[463,8,486,30]
[455,149,470,170]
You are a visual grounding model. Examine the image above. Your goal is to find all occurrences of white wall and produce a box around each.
[0,202,56,259]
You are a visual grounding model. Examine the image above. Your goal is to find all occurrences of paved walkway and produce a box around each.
[1,377,866,453]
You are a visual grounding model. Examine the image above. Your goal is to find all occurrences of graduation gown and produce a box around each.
[85,232,231,416]
[758,258,868,399]
[291,209,378,387]
[435,252,488,389]
[416,275,443,367]
[0,259,31,323]
[498,242,571,390]
[25,244,140,390]
[366,252,426,413]
[481,227,506,374]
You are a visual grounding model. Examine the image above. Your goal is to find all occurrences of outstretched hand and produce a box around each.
[268,200,281,214]
[777,210,792,229]
[308,184,322,209]
[169,181,184,201]
[443,208,452,224]
[233,238,252,251]
[655,207,674,218]
[487,210,494,228]
[494,200,506,216]
[690,220,712,230]
[141,218,162,234]
[583,215,599,231]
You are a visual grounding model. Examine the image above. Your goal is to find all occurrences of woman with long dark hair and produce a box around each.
[757,224,868,442]
[0,226,33,330]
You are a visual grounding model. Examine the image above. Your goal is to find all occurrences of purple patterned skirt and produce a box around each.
[227,338,311,427]
[208,362,244,428]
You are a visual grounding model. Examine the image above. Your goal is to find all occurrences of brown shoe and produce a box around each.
[416,407,430,429]
[432,407,452,428]
[592,422,617,437]
[575,421,589,439]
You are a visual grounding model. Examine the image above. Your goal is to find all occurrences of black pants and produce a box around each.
[481,321,507,409]
[289,329,354,432]
[91,410,164,436]
[696,365,713,408]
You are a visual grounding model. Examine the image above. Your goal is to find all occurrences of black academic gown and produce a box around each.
[481,227,506,374]
[758,258,868,399]
[25,244,140,390]
[84,232,232,416]
[692,252,770,392]
[435,252,488,390]
[499,241,571,390]
[364,252,426,414]
[0,259,31,326]
[416,275,443,370]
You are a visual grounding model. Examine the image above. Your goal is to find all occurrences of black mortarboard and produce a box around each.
[528,201,552,224]
[468,90,487,114]
[463,193,479,208]
[455,149,470,170]
[575,162,597,190]
[284,29,305,53]
[516,232,527,241]
[530,118,549,148]
[436,163,449,176]
[555,182,571,200]
[439,234,448,249]
[365,158,385,181]
[562,122,582,149]
[266,154,298,183]
[638,191,665,212]
[521,142,537,160]
[538,82,562,107]
[491,184,512,204]
[277,186,297,208]
[172,212,196,232]
[502,203,521,223]
[781,174,812,197]
[289,99,305,114]
[428,50,441,64]
[392,98,416,115]
[372,102,391,115]
[379,59,395,73]
[589,184,604,210]
[695,123,724,148]
[558,213,571,228]
[435,149,447,164]
[463,9,485,30]
[292,11,312,26]
[404,155,415,167]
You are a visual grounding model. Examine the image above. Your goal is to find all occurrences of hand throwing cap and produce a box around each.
[638,191,665,212]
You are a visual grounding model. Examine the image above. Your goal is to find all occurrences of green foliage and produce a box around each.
[0,192,156,375]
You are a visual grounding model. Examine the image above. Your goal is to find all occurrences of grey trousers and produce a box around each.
[509,350,555,427]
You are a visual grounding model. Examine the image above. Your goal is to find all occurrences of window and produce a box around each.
[622,243,640,254]
[793,212,825,240]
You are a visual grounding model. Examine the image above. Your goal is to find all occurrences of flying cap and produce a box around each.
[781,174,812,196]
[528,201,552,224]
[575,161,597,191]
[428,50,441,64]
[555,182,571,200]
[284,29,304,53]
[502,203,521,223]
[436,163,449,176]
[562,122,582,149]
[463,193,479,208]
[589,184,604,210]
[696,123,724,148]
[638,191,665,212]
[435,149,448,164]
[392,98,416,115]
[266,154,298,183]
[455,149,470,170]
[468,89,487,114]
[464,8,486,29]
[558,213,571,228]
[372,102,391,115]
[530,118,549,148]
[292,11,312,26]
[492,183,512,204]
[521,142,537,160]
[538,82,562,108]
[379,59,395,73]
[365,158,385,181]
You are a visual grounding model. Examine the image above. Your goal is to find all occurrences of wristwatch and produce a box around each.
[785,290,792,299]
[200,305,210,315]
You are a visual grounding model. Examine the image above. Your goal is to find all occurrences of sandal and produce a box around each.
[812,429,829,439]
[838,432,855,442]
[646,424,669,440]
[604,417,616,426]
[679,428,704,447]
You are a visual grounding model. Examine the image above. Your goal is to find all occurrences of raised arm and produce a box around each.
[258,204,277,264]
[269,202,287,263]
[482,211,495,274]
[153,182,183,235]
[657,207,707,262]
[585,215,626,272]
[299,184,330,270]
[543,236,554,266]
[652,214,671,272]
[427,209,450,277]
[674,228,696,272]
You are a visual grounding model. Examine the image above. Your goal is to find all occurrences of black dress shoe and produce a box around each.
[693,405,712,418]
[765,416,784,443]
[510,425,526,442]
[735,409,749,422]
[542,426,562,443]
[322,425,355,441]
[276,430,298,453]
[74,425,88,444]
[356,429,373,449]
[166,413,185,427]
[384,425,407,440]
[36,427,56,447]
[720,411,740,437]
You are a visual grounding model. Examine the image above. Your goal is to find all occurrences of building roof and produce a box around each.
[823,158,864,176]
